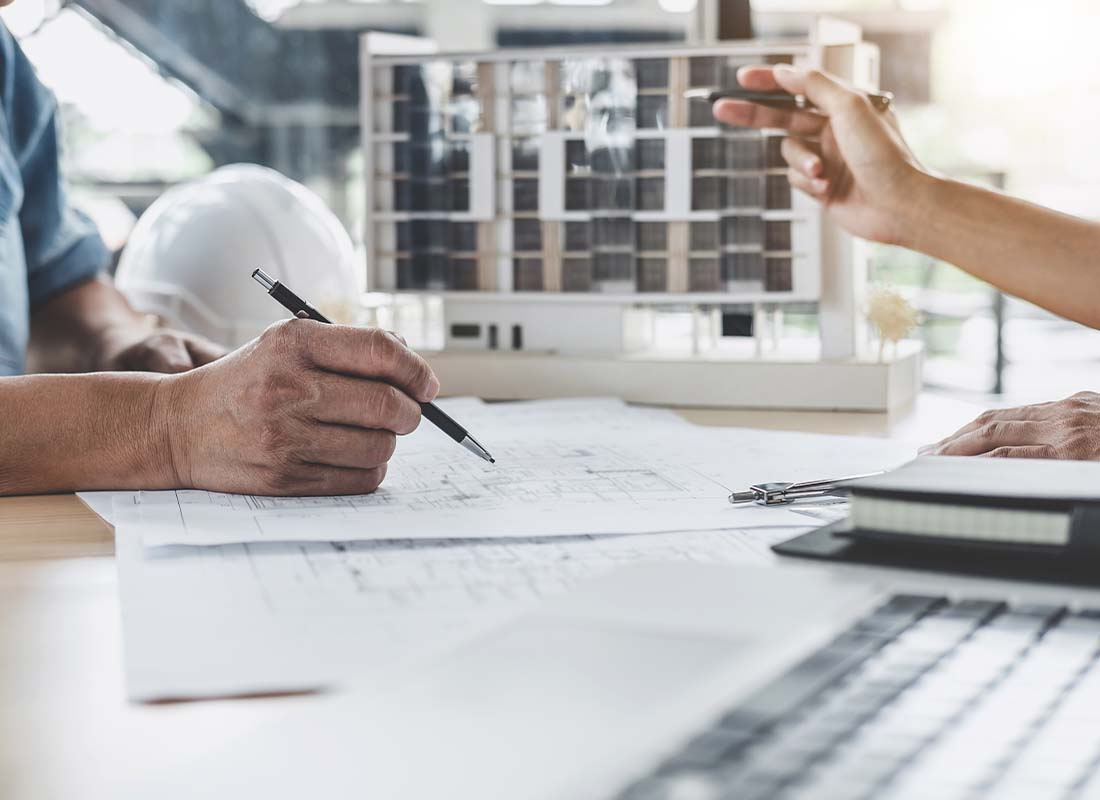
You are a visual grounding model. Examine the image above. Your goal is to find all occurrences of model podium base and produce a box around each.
[425,341,923,412]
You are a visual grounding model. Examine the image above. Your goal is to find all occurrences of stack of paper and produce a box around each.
[95,398,915,702]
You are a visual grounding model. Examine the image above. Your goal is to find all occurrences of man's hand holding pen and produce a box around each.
[154,319,440,496]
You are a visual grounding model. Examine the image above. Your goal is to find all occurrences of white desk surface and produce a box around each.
[8,393,1082,800]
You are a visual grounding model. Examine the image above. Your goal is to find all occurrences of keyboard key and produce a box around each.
[937,599,1006,621]
[660,729,754,771]
[718,639,882,731]
[878,594,947,615]
[618,771,722,800]
[990,604,1065,630]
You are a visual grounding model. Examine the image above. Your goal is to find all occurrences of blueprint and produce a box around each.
[126,398,915,547]
[112,398,916,700]
[115,521,802,701]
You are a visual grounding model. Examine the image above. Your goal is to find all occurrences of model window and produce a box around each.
[564,222,591,252]
[636,258,668,293]
[692,137,722,171]
[636,222,668,253]
[512,219,543,252]
[562,257,593,292]
[766,175,792,210]
[635,139,665,171]
[765,221,792,252]
[513,179,539,212]
[722,215,764,248]
[513,258,544,291]
[634,58,669,90]
[636,177,665,211]
[765,258,793,292]
[689,258,721,292]
[691,222,719,253]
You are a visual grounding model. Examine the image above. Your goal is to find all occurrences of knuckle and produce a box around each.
[409,355,433,391]
[367,384,404,426]
[262,319,311,360]
[256,370,307,413]
[1071,411,1093,427]
[259,319,291,346]
[371,432,398,465]
[837,92,864,114]
[980,421,1007,440]
[1068,392,1099,411]
[367,328,400,367]
[364,465,388,493]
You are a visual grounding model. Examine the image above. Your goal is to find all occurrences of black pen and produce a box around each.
[684,87,894,113]
[251,268,495,464]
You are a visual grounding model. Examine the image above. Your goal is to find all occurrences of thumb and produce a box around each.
[773,64,868,118]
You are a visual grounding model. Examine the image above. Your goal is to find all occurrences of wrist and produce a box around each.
[890,168,945,252]
[150,371,195,488]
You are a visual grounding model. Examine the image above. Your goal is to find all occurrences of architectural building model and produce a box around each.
[360,20,923,410]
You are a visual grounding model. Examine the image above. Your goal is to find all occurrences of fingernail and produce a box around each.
[805,158,820,176]
[426,374,441,400]
[774,64,798,77]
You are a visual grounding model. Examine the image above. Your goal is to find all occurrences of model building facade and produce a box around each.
[362,26,880,356]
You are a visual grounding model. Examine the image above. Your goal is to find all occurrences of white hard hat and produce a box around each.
[116,164,362,348]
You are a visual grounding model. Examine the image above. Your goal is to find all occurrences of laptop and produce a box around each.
[134,562,1100,800]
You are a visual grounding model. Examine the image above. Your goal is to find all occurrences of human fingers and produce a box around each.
[781,136,825,179]
[771,65,870,119]
[931,420,1049,457]
[787,168,829,201]
[312,373,423,435]
[298,424,398,471]
[267,464,389,497]
[265,321,440,403]
[919,404,1058,454]
[712,99,826,137]
[983,446,1059,460]
[736,66,784,92]
[120,333,194,374]
[183,335,228,366]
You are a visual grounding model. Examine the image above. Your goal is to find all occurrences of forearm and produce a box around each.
[0,373,179,495]
[906,174,1100,328]
[28,276,150,373]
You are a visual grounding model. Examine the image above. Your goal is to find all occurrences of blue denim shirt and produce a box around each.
[0,23,110,376]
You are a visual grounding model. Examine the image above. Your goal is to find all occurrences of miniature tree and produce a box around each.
[867,287,920,362]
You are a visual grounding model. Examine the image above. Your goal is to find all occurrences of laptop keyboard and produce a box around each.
[618,595,1100,800]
